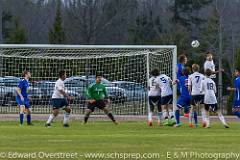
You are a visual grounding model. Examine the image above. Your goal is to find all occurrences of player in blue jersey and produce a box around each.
[174,67,191,127]
[176,54,189,117]
[15,70,32,126]
[227,67,240,120]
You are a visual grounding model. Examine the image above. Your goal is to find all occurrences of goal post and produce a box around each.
[0,44,177,115]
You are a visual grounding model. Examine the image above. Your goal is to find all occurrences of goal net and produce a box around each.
[0,45,177,115]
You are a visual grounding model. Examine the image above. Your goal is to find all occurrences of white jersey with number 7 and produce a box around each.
[188,72,205,95]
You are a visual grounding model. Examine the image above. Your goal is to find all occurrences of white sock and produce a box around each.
[63,112,70,124]
[218,113,227,126]
[201,108,206,122]
[47,114,56,124]
[162,110,168,119]
[206,116,210,127]
[158,112,162,121]
[148,112,153,122]
[169,110,174,119]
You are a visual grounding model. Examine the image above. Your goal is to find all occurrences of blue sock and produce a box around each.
[20,113,24,125]
[27,114,31,124]
[184,106,189,114]
[194,111,198,124]
[175,110,180,124]
[234,112,240,119]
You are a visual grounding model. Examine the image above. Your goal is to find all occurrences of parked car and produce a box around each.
[110,81,147,101]
[0,76,44,106]
[33,81,84,105]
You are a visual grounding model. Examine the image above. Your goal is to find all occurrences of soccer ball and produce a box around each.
[191,40,200,48]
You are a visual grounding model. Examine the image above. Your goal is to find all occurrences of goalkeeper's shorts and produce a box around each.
[87,100,106,112]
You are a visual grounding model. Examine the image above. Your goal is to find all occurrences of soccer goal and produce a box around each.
[0,44,177,115]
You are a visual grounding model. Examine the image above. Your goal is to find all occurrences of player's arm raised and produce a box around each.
[227,87,236,91]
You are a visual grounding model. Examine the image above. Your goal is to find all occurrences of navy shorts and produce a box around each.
[161,95,173,105]
[148,96,161,112]
[177,96,191,109]
[51,98,69,109]
[16,96,30,109]
[87,100,106,112]
[191,95,204,105]
[233,101,240,112]
[205,104,218,112]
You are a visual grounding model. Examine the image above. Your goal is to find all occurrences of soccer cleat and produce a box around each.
[174,124,181,127]
[189,123,193,128]
[45,123,51,128]
[162,119,169,126]
[27,123,34,126]
[224,124,230,128]
[184,113,190,118]
[147,121,153,126]
[202,121,207,128]
[168,119,176,126]
[114,121,119,125]
[63,124,70,127]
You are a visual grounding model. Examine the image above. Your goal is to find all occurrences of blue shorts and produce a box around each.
[177,96,191,109]
[51,98,69,109]
[16,96,30,109]
[161,95,173,105]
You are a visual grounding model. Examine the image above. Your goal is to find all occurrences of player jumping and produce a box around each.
[84,73,118,124]
[174,67,191,127]
[45,70,72,127]
[148,68,162,126]
[15,70,33,126]
[201,69,229,128]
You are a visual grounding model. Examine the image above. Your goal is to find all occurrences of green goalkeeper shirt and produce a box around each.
[86,82,108,100]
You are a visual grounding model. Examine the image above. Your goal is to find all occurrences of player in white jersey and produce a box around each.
[204,52,224,79]
[188,64,206,128]
[45,70,73,127]
[157,73,175,126]
[201,69,229,128]
[148,69,162,126]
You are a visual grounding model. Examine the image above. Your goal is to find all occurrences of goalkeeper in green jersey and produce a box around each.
[84,73,118,124]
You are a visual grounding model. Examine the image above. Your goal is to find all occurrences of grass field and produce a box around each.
[0,121,240,160]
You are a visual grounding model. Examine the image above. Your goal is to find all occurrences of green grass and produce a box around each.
[0,121,239,160]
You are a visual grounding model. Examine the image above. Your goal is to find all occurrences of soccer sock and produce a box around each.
[234,112,240,119]
[107,113,116,122]
[27,114,31,124]
[158,112,162,121]
[169,109,174,119]
[175,110,180,124]
[184,106,189,114]
[148,112,153,122]
[19,112,24,125]
[189,109,193,124]
[46,114,56,124]
[205,113,210,127]
[84,114,90,123]
[162,110,168,119]
[63,112,70,125]
[201,108,206,122]
[218,113,227,126]
[193,111,198,125]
